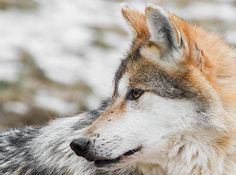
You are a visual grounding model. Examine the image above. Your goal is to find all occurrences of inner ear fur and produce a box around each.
[144,4,187,64]
[122,6,149,39]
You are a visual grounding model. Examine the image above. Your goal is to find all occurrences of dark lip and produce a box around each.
[94,146,142,168]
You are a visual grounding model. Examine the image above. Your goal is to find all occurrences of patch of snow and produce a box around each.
[225,31,236,45]
[0,62,19,82]
[174,2,236,22]
[3,101,30,115]
[34,91,77,114]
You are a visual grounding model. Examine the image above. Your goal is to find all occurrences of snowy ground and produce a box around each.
[0,0,236,128]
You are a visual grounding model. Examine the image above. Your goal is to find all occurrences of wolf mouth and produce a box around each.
[94,146,142,167]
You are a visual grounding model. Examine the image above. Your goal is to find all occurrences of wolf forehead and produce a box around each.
[112,20,195,101]
[114,49,190,99]
[112,5,216,104]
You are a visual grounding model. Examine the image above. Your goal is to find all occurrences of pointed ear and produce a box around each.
[145,5,184,58]
[122,5,149,39]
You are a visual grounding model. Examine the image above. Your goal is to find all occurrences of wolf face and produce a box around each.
[71,4,230,172]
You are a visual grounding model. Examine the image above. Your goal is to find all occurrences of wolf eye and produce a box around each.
[127,89,144,101]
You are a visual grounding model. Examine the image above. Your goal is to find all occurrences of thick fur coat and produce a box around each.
[1,4,236,175]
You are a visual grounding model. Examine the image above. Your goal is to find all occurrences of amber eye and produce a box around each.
[127,89,145,101]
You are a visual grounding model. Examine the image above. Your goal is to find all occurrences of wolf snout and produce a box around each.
[70,138,91,158]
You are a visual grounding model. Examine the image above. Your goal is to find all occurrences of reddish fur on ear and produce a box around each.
[199,49,216,82]
[188,43,216,84]
[122,7,149,39]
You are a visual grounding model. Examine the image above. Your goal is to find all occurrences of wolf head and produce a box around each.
[71,4,232,172]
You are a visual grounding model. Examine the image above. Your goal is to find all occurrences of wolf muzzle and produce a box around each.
[70,138,92,160]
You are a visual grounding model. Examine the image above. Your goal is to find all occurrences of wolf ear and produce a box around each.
[122,5,149,39]
[145,5,184,61]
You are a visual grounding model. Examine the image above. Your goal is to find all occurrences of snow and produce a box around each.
[0,62,19,82]
[174,2,236,22]
[225,31,236,45]
[3,101,30,115]
[34,91,78,115]
[0,0,236,113]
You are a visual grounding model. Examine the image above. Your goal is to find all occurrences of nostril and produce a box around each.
[70,138,90,156]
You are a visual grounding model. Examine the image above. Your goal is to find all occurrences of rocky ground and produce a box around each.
[0,0,236,129]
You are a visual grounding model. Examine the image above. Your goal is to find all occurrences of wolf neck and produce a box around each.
[138,132,236,175]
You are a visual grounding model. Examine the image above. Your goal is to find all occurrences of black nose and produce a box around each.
[70,138,90,157]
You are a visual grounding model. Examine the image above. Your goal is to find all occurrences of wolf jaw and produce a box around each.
[71,4,236,175]
[93,146,142,168]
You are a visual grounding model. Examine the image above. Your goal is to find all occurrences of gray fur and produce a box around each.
[0,99,140,175]
[148,11,176,50]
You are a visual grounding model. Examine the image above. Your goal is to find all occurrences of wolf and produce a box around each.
[1,4,236,175]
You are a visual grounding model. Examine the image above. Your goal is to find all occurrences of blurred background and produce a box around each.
[0,0,236,129]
